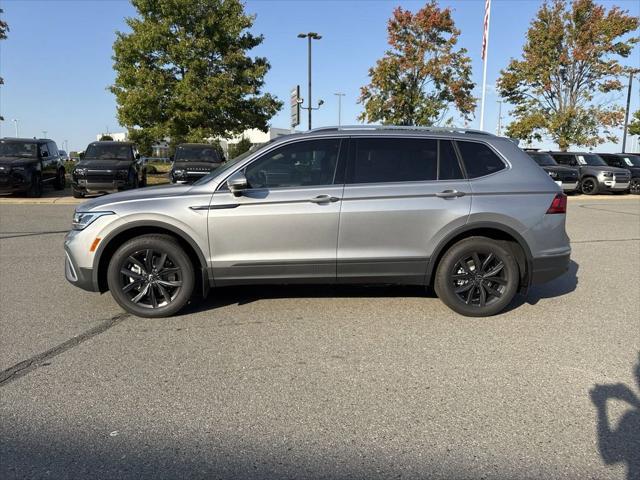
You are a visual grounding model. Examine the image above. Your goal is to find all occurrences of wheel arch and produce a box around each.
[93,221,209,295]
[426,222,533,292]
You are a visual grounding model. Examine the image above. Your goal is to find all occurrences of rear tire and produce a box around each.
[580,177,599,195]
[434,237,519,317]
[107,234,195,318]
[26,173,43,198]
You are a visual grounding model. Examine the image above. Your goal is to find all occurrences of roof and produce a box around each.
[1,137,52,144]
[176,143,219,148]
[88,140,135,146]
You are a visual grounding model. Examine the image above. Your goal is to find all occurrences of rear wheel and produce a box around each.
[434,237,519,317]
[580,177,599,195]
[107,234,194,318]
[26,173,43,198]
[630,178,640,195]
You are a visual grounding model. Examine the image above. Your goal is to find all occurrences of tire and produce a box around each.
[72,187,85,198]
[629,179,640,195]
[26,173,43,198]
[580,177,599,195]
[54,168,66,190]
[140,172,147,188]
[434,237,519,317]
[107,234,195,318]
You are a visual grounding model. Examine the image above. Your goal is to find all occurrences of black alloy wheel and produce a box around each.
[630,179,640,195]
[581,177,598,195]
[435,237,519,317]
[107,234,194,317]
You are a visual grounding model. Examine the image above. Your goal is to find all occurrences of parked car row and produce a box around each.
[525,150,640,195]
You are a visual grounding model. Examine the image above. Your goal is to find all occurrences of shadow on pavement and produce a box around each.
[523,259,579,305]
[590,354,640,480]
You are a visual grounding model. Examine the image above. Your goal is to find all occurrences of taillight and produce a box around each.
[546,193,567,214]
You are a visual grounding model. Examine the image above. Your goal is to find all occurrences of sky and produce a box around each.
[0,0,639,153]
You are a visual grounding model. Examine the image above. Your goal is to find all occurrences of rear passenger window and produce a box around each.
[350,138,437,184]
[438,140,463,180]
[457,141,506,178]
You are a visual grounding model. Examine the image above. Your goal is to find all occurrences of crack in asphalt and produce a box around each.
[0,230,69,240]
[0,313,130,387]
[571,238,640,244]
[578,204,640,216]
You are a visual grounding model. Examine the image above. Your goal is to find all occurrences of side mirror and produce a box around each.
[227,171,248,196]
[79,152,85,160]
[169,155,174,162]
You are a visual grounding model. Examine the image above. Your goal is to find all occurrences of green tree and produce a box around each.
[0,8,8,121]
[629,110,640,137]
[111,0,282,149]
[228,137,252,159]
[358,1,475,126]
[497,0,639,151]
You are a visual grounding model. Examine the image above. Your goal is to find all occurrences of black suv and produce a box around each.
[525,151,579,194]
[72,141,146,198]
[0,138,66,197]
[549,151,630,195]
[598,153,640,194]
[170,143,224,184]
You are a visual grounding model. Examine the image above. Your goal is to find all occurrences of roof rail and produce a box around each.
[307,125,495,136]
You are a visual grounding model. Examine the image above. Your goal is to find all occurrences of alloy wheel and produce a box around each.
[450,251,508,308]
[581,178,596,194]
[630,179,640,195]
[119,249,183,309]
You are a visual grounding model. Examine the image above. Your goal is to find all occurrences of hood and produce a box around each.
[172,161,220,171]
[79,183,192,211]
[0,156,38,167]
[76,159,133,170]
[581,165,629,175]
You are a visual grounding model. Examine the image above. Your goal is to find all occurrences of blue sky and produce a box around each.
[0,0,638,152]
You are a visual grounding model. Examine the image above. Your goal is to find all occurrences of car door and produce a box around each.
[47,142,60,181]
[208,137,345,285]
[337,136,472,284]
[38,142,53,181]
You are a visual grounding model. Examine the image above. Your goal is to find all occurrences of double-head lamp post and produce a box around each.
[297,32,323,130]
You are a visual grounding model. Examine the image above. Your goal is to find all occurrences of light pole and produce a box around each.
[334,92,345,126]
[42,131,47,139]
[12,118,19,137]
[297,32,322,130]
[496,100,503,136]
[622,71,635,153]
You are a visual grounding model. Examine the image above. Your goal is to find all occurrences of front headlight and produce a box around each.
[72,211,114,230]
[548,171,558,179]
[601,171,613,177]
[173,169,184,177]
[116,169,129,179]
[74,167,88,177]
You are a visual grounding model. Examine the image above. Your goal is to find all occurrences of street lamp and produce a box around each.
[334,92,345,126]
[12,119,19,137]
[496,100,503,136]
[297,32,322,130]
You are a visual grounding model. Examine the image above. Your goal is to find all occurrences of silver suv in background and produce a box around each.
[64,127,571,318]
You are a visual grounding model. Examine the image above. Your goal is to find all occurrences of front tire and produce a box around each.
[107,234,194,318]
[580,177,599,195]
[434,237,519,317]
[72,186,85,198]
[629,178,640,195]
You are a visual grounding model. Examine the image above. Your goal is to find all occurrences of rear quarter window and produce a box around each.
[456,141,506,179]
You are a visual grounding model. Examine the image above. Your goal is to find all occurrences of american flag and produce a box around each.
[481,0,491,61]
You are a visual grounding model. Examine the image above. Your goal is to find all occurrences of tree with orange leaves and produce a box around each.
[498,0,638,150]
[358,1,475,126]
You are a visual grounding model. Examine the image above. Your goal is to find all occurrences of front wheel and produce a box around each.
[630,178,640,195]
[434,237,519,317]
[580,177,599,195]
[107,234,194,318]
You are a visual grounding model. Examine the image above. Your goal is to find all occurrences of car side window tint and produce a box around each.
[554,155,573,166]
[48,142,58,157]
[244,139,340,189]
[438,140,463,180]
[350,137,437,184]
[456,141,506,178]
[40,143,49,157]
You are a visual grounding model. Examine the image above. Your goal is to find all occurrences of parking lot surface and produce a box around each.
[1,197,639,479]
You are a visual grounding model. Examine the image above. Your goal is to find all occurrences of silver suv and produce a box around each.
[65,127,571,317]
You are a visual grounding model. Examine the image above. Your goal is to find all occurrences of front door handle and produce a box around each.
[309,194,340,204]
[435,190,465,199]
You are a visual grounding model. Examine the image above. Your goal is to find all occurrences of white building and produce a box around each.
[95,132,128,142]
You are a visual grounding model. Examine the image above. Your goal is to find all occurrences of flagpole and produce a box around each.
[480,0,491,131]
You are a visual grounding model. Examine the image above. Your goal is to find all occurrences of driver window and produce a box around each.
[40,143,49,158]
[244,139,340,189]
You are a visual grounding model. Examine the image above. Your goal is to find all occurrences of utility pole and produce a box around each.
[12,118,19,137]
[622,71,634,153]
[297,32,322,130]
[334,92,345,126]
[496,100,503,136]
[42,130,47,138]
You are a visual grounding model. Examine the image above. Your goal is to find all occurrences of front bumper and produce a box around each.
[171,172,211,184]
[64,248,99,291]
[0,170,32,193]
[73,178,128,193]
[531,253,571,284]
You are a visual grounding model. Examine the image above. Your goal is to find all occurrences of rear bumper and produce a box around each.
[531,253,571,284]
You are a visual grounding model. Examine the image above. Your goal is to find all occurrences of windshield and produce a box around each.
[84,144,132,161]
[621,155,640,167]
[192,141,274,186]
[528,152,558,166]
[0,141,39,158]
[175,145,221,163]
[576,154,606,166]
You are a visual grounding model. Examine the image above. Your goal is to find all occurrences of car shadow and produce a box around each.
[590,354,640,480]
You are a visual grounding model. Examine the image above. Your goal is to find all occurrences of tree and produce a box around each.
[99,135,114,141]
[0,8,8,121]
[629,110,640,137]
[358,2,475,126]
[110,0,282,149]
[497,0,639,151]
[228,137,252,159]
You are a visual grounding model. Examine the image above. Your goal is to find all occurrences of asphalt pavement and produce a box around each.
[0,197,639,479]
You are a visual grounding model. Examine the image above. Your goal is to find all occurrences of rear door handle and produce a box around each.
[309,194,340,204]
[435,190,465,199]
